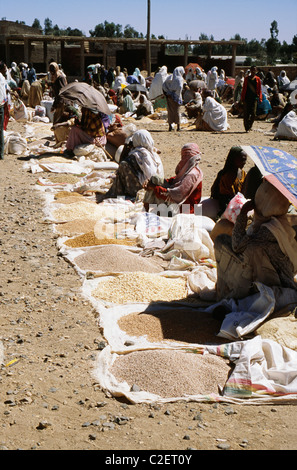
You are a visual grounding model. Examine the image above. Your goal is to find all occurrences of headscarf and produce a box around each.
[206,66,219,90]
[113,72,126,91]
[202,96,229,131]
[129,129,164,183]
[137,94,154,114]
[133,68,146,86]
[162,66,185,104]
[278,70,290,87]
[149,66,168,100]
[122,88,136,112]
[263,214,297,272]
[49,62,62,82]
[166,142,203,203]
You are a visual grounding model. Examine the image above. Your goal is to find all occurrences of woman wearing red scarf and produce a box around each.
[143,142,203,215]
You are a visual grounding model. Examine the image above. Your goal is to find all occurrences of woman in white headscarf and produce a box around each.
[96,129,163,202]
[148,66,168,100]
[206,66,219,91]
[162,66,185,131]
[133,68,146,87]
[195,92,229,132]
[113,66,127,91]
[277,70,290,90]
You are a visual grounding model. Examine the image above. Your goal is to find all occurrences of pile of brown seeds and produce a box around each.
[118,309,224,345]
[54,219,97,236]
[54,191,83,199]
[110,349,230,398]
[74,245,164,273]
[65,231,137,248]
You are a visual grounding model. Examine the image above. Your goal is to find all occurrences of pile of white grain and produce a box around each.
[110,349,230,398]
[92,272,187,303]
[74,245,164,273]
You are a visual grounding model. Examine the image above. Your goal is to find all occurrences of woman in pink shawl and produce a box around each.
[143,142,203,214]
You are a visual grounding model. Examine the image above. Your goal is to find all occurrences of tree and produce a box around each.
[44,18,53,35]
[265,20,281,64]
[32,18,42,30]
[64,27,83,37]
[123,24,141,38]
[89,21,122,38]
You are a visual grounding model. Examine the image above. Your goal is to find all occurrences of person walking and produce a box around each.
[0,63,9,160]
[241,66,262,132]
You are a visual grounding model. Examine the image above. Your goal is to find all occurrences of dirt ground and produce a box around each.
[1,107,297,452]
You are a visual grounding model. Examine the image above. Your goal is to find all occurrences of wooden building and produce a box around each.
[1,21,244,79]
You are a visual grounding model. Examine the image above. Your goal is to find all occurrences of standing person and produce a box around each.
[162,66,185,131]
[10,62,21,86]
[0,62,12,134]
[48,62,67,124]
[241,66,262,132]
[0,67,8,160]
[234,70,245,102]
[27,63,36,84]
[206,66,219,92]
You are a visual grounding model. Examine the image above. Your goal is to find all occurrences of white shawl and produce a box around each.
[202,96,229,131]
[129,130,164,184]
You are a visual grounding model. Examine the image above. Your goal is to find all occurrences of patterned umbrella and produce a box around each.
[242,145,297,207]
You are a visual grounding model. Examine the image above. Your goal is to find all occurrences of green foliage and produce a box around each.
[21,17,297,63]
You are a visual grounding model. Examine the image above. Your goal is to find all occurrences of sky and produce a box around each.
[2,0,297,44]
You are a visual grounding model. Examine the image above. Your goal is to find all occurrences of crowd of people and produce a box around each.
[1,57,297,303]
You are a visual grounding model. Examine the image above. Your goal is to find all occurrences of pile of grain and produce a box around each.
[54,196,94,205]
[110,349,230,397]
[46,174,83,184]
[92,272,187,304]
[74,245,164,273]
[65,231,137,248]
[55,218,97,236]
[118,309,224,345]
[54,191,83,199]
[52,202,98,221]
[94,221,135,240]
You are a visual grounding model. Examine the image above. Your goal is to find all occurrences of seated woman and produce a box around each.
[195,92,229,132]
[118,88,137,114]
[256,93,272,119]
[96,129,164,202]
[206,146,248,218]
[132,94,154,118]
[65,106,108,155]
[214,180,297,301]
[51,102,80,147]
[143,142,203,215]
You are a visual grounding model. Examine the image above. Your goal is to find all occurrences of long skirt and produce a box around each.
[166,95,180,126]
[28,82,43,108]
[66,126,107,151]
[96,155,143,202]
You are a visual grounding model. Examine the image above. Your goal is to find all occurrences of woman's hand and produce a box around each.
[241,199,255,214]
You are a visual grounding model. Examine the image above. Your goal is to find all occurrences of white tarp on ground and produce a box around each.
[29,169,297,404]
[92,336,297,405]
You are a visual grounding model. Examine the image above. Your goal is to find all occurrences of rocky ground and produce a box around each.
[0,110,297,452]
